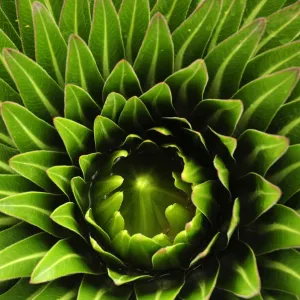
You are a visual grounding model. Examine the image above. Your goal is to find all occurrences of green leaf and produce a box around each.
[0,233,55,281]
[9,150,68,192]
[66,35,104,101]
[268,99,300,145]
[0,0,18,33]
[256,2,300,54]
[237,173,281,225]
[135,272,184,300]
[47,165,79,198]
[1,102,62,152]
[119,0,150,63]
[0,7,21,51]
[134,13,174,90]
[165,59,208,116]
[54,117,93,163]
[71,176,89,215]
[140,82,175,120]
[217,240,260,298]
[235,68,299,134]
[242,0,286,26]
[235,130,289,177]
[207,0,246,53]
[152,0,192,32]
[243,41,300,84]
[65,84,100,128]
[107,268,151,286]
[0,143,18,174]
[89,0,124,79]
[226,198,240,243]
[213,156,230,191]
[78,274,132,300]
[241,204,300,255]
[0,113,14,148]
[59,0,91,42]
[79,152,102,181]
[0,192,66,236]
[103,60,142,100]
[94,115,126,152]
[0,78,21,104]
[3,48,64,122]
[118,96,154,134]
[204,19,266,99]
[172,0,222,69]
[33,2,67,87]
[112,0,122,10]
[31,238,102,284]
[262,290,300,300]
[191,99,243,136]
[51,202,85,238]
[0,175,38,199]
[101,92,126,123]
[0,211,19,231]
[258,249,300,295]
[180,258,219,300]
[267,144,300,203]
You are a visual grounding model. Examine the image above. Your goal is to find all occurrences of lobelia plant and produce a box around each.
[0,0,299,299]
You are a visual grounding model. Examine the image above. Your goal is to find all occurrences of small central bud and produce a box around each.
[135,175,151,190]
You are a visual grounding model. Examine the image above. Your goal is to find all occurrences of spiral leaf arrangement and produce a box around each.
[0,0,299,299]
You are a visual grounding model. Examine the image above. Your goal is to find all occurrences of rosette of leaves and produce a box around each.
[0,0,299,299]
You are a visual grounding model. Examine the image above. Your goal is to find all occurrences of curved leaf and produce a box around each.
[66,35,104,101]
[204,19,266,98]
[101,92,126,123]
[108,268,151,286]
[59,0,91,42]
[1,102,62,152]
[241,204,300,255]
[89,0,124,79]
[172,0,222,69]
[33,2,67,87]
[0,143,18,174]
[3,48,64,122]
[0,78,21,104]
[71,176,89,214]
[134,13,174,90]
[119,0,150,63]
[103,60,142,99]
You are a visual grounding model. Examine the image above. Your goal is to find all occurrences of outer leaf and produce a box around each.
[135,272,184,300]
[241,204,300,255]
[172,0,222,69]
[3,48,64,122]
[1,102,62,152]
[33,2,67,87]
[107,268,151,286]
[101,92,126,123]
[47,165,79,198]
[0,143,18,174]
[165,59,208,116]
[262,290,300,300]
[237,173,281,225]
[191,99,243,136]
[217,240,261,298]
[0,175,38,199]
[118,96,154,133]
[0,233,55,281]
[267,144,300,203]
[134,13,174,90]
[51,202,85,238]
[152,0,192,32]
[243,41,300,84]
[235,68,300,134]
[119,0,150,63]
[0,211,19,231]
[0,192,66,236]
[65,84,100,128]
[94,116,126,152]
[9,150,68,192]
[59,0,91,42]
[207,0,246,53]
[31,238,102,283]
[103,60,142,99]
[54,117,93,163]
[66,35,104,101]
[71,176,89,214]
[268,99,300,145]
[0,0,18,32]
[204,19,266,99]
[258,249,300,295]
[235,130,289,177]
[0,114,14,148]
[89,0,124,79]
[256,2,300,54]
[0,78,21,104]
[180,258,219,300]
[78,275,132,300]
